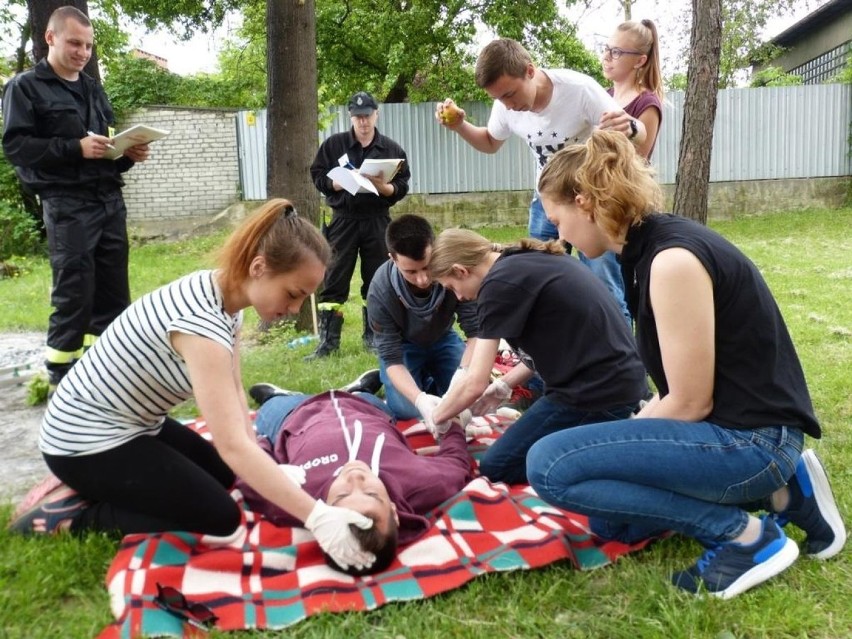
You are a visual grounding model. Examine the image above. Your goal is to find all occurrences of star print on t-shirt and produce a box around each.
[530,130,569,168]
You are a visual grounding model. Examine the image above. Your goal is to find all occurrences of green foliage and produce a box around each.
[0,0,28,73]
[668,0,807,89]
[314,0,601,105]
[103,55,182,119]
[101,0,242,38]
[89,1,131,68]
[750,65,804,87]
[26,372,49,406]
[666,72,688,92]
[0,142,43,261]
[0,201,41,262]
[103,53,259,118]
[827,52,852,84]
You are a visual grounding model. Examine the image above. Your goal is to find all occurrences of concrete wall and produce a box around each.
[119,106,241,237]
[393,177,851,228]
[214,176,849,239]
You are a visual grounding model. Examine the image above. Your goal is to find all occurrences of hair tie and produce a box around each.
[283,204,298,218]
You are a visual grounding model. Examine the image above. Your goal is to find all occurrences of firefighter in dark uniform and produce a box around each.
[307,91,410,358]
[1,6,149,391]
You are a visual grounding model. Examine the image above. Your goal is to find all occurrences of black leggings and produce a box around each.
[45,417,240,537]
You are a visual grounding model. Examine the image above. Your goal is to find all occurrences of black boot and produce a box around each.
[45,360,75,395]
[248,383,301,407]
[361,306,377,352]
[305,309,343,360]
[340,369,382,395]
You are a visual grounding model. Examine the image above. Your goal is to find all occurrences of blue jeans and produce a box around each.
[380,331,466,420]
[529,193,559,241]
[527,419,804,545]
[255,392,392,443]
[530,195,630,325]
[480,393,637,485]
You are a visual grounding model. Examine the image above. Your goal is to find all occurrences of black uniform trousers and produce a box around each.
[42,190,131,355]
[319,212,391,305]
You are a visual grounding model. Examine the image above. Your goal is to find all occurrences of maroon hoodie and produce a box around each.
[238,391,473,545]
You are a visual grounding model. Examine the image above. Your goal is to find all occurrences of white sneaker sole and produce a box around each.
[801,449,847,560]
[715,535,800,600]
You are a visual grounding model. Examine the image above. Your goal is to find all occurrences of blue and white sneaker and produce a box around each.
[8,484,88,535]
[671,515,799,599]
[776,449,846,559]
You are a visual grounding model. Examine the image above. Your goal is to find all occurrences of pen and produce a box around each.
[87,130,115,150]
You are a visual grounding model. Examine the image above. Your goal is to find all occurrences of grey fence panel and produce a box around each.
[235,109,268,200]
[237,84,851,200]
[650,84,851,184]
[319,101,537,193]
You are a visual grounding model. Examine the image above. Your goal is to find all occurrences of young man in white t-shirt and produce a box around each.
[435,38,642,323]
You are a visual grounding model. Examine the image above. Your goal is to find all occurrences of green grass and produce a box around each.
[0,208,850,639]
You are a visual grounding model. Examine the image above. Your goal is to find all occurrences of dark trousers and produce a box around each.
[44,417,240,537]
[319,213,390,304]
[42,192,131,354]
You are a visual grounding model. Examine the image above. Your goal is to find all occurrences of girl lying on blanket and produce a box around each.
[235,387,474,575]
[11,199,381,572]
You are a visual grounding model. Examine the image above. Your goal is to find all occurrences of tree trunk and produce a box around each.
[673,0,722,225]
[27,0,101,82]
[267,0,320,332]
[15,18,32,73]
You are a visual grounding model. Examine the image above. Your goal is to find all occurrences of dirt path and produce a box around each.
[0,332,50,506]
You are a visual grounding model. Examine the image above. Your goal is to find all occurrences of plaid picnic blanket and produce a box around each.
[96,414,656,638]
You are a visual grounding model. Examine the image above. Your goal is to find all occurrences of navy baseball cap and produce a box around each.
[348,92,378,115]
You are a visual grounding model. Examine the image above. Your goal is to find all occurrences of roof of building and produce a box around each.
[769,0,852,47]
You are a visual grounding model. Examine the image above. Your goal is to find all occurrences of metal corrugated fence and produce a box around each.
[237,84,852,200]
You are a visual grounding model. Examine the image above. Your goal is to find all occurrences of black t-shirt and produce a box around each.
[621,214,820,437]
[477,249,647,411]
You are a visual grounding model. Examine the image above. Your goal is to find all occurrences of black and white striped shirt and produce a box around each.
[40,270,242,456]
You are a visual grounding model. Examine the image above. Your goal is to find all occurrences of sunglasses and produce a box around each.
[154,583,219,631]
[601,45,644,60]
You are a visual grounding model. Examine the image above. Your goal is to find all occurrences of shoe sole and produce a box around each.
[714,535,800,600]
[13,473,64,520]
[800,449,847,560]
[8,484,81,534]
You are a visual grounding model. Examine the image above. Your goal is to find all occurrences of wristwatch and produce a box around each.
[628,118,639,140]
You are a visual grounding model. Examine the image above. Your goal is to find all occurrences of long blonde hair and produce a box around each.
[429,228,564,279]
[216,198,331,296]
[616,19,664,100]
[537,129,661,244]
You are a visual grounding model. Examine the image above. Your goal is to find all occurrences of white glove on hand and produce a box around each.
[304,499,375,570]
[415,391,449,437]
[278,464,306,486]
[470,379,512,416]
[454,408,472,429]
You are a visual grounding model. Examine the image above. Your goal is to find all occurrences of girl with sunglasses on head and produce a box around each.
[601,19,664,160]
[529,129,845,598]
[12,199,376,573]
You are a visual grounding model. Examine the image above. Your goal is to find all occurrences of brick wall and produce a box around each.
[119,106,241,231]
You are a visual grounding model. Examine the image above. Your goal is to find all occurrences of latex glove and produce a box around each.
[415,391,450,438]
[470,379,512,416]
[304,499,375,570]
[278,464,306,486]
[454,408,472,429]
